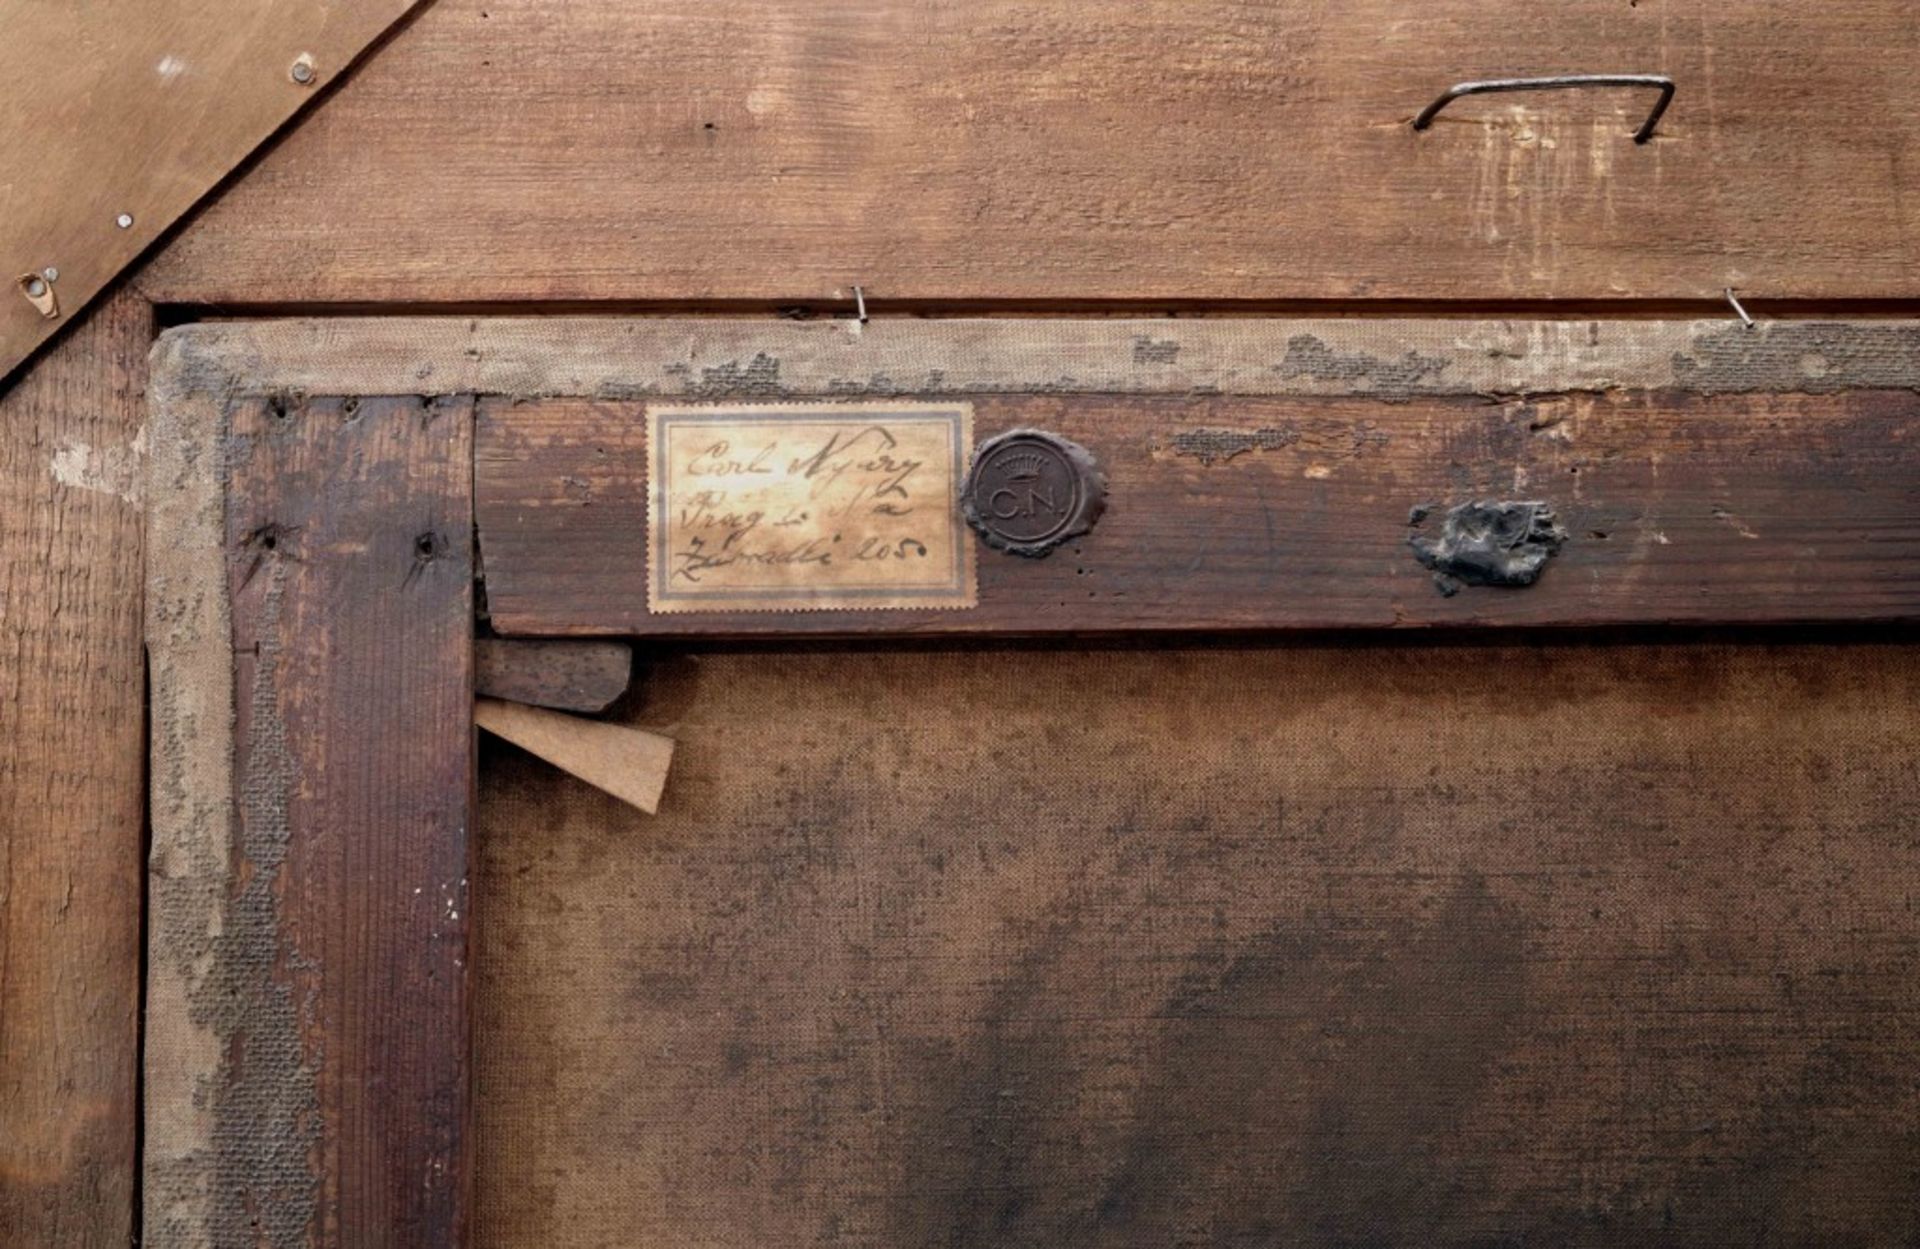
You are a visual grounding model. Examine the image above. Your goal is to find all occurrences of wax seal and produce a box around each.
[962,429,1106,557]
[1407,499,1566,596]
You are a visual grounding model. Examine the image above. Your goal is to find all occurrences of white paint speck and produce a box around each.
[155,55,187,82]
[49,428,142,503]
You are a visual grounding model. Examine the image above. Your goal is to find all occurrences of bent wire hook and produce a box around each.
[1412,74,1676,144]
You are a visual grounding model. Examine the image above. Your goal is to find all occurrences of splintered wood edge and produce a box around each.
[474,699,674,815]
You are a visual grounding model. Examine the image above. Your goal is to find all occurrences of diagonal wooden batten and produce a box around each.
[0,0,422,382]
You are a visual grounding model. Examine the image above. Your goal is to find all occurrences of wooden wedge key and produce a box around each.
[474,698,675,815]
[474,638,632,712]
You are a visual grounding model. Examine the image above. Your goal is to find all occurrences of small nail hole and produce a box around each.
[245,523,290,556]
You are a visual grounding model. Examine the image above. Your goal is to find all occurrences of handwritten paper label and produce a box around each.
[647,402,976,613]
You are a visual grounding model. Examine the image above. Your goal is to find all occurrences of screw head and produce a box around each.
[40,267,57,283]
[25,277,47,298]
[116,213,135,229]
[289,55,315,85]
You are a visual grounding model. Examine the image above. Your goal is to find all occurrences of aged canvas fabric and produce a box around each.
[475,640,1920,1247]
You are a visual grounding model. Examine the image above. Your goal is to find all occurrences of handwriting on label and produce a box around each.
[647,402,976,613]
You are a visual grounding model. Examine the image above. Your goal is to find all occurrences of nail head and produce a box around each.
[41,267,57,283]
[116,213,135,229]
[289,54,316,85]
[25,277,47,297]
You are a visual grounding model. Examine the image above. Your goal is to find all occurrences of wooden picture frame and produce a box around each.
[145,316,1920,1244]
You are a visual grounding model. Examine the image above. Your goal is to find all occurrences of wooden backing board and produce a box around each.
[143,0,1920,307]
[148,392,475,1247]
[0,0,420,382]
[0,291,149,1247]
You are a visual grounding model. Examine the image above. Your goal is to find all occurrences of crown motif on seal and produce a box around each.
[998,450,1052,481]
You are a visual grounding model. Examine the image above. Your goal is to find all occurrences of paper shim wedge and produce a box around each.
[474,697,674,815]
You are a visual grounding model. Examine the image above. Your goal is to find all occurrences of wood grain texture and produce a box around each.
[0,0,420,381]
[476,641,1920,1247]
[474,639,632,712]
[0,291,148,1248]
[224,394,474,1247]
[142,0,1920,307]
[476,389,1920,637]
[475,699,673,815]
